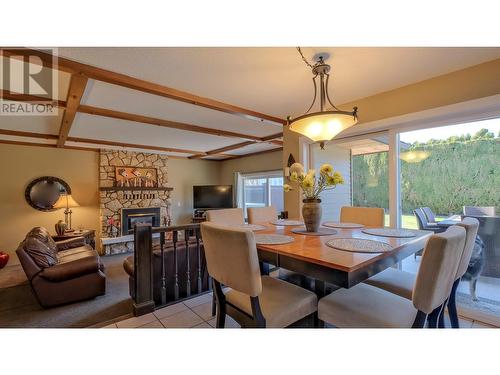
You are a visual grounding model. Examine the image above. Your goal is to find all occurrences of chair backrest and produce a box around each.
[413,208,428,230]
[339,206,385,227]
[200,222,262,297]
[247,206,277,224]
[455,217,480,279]
[206,208,244,225]
[412,226,466,314]
[463,206,495,216]
[421,207,436,223]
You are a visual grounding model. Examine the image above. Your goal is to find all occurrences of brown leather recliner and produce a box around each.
[16,227,106,308]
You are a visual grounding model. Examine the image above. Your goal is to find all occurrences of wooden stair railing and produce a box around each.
[133,223,209,316]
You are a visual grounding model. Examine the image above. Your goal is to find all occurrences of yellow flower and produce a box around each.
[326,175,336,186]
[283,184,292,192]
[320,163,333,175]
[301,177,314,189]
[306,169,316,179]
[333,171,344,184]
[289,162,304,177]
[290,171,298,182]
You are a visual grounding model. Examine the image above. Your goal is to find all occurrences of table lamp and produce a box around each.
[53,194,80,231]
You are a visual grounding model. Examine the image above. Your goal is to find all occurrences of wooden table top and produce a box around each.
[254,223,432,273]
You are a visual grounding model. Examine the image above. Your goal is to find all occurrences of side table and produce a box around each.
[53,229,96,250]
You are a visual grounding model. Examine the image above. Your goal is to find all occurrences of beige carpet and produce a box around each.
[0,253,132,328]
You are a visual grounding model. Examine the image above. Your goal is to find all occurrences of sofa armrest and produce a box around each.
[55,237,86,251]
[38,256,100,282]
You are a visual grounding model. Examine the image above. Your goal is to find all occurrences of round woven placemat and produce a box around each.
[326,238,393,253]
[322,222,364,229]
[361,228,417,238]
[234,224,267,231]
[291,228,338,236]
[255,234,295,245]
[270,219,304,226]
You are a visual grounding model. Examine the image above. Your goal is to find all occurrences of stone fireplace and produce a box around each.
[99,149,172,255]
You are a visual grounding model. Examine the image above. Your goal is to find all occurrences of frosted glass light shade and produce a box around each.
[289,111,357,143]
[53,194,80,209]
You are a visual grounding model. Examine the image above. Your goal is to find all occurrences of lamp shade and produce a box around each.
[289,111,357,143]
[53,194,80,209]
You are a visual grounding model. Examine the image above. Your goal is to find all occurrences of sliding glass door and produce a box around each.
[239,171,284,217]
[398,118,500,323]
[309,132,390,224]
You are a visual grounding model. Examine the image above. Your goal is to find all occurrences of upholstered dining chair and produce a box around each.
[201,222,318,328]
[364,219,478,328]
[340,206,385,227]
[247,206,277,224]
[206,208,244,225]
[318,226,466,328]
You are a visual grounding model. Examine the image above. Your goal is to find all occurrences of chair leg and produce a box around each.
[438,299,448,328]
[412,310,427,328]
[427,305,442,328]
[213,279,226,328]
[448,279,460,328]
[211,293,216,317]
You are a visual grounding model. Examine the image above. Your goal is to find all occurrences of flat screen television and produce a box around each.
[193,185,233,209]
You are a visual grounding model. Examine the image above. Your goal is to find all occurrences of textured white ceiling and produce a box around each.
[58,47,500,118]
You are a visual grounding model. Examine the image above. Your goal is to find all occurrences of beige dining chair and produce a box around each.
[364,218,479,328]
[201,222,318,328]
[247,206,277,224]
[340,206,385,227]
[206,208,244,225]
[318,226,466,328]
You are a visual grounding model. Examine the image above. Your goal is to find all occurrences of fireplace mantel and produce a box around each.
[99,186,173,192]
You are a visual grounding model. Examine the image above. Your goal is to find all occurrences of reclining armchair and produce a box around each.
[16,227,106,308]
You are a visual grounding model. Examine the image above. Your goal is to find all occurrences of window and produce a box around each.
[238,171,284,217]
[398,118,500,321]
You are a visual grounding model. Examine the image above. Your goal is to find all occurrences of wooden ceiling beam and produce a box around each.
[188,141,256,159]
[0,128,229,156]
[0,89,66,108]
[0,90,283,144]
[1,48,286,125]
[78,104,263,141]
[221,147,284,160]
[0,128,58,140]
[57,74,88,147]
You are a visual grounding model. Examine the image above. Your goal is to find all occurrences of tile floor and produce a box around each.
[104,293,241,329]
[105,291,497,329]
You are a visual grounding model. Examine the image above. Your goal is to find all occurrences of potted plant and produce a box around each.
[284,162,344,232]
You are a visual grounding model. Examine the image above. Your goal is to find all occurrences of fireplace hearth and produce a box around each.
[121,207,161,235]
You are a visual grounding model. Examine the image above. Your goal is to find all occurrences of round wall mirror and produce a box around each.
[25,176,71,211]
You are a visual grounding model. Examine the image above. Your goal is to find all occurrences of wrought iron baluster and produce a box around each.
[196,227,202,294]
[173,230,179,300]
[159,231,166,305]
[185,229,191,297]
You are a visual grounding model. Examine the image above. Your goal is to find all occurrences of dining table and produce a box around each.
[254,223,432,296]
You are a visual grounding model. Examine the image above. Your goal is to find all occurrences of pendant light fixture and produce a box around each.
[288,47,358,149]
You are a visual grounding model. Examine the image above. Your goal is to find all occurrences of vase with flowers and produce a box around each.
[284,162,344,232]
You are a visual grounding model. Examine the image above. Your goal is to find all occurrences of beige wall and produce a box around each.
[168,158,220,224]
[219,150,283,187]
[0,144,281,265]
[0,144,100,265]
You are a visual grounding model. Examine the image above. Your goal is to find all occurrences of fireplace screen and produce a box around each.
[121,207,161,235]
